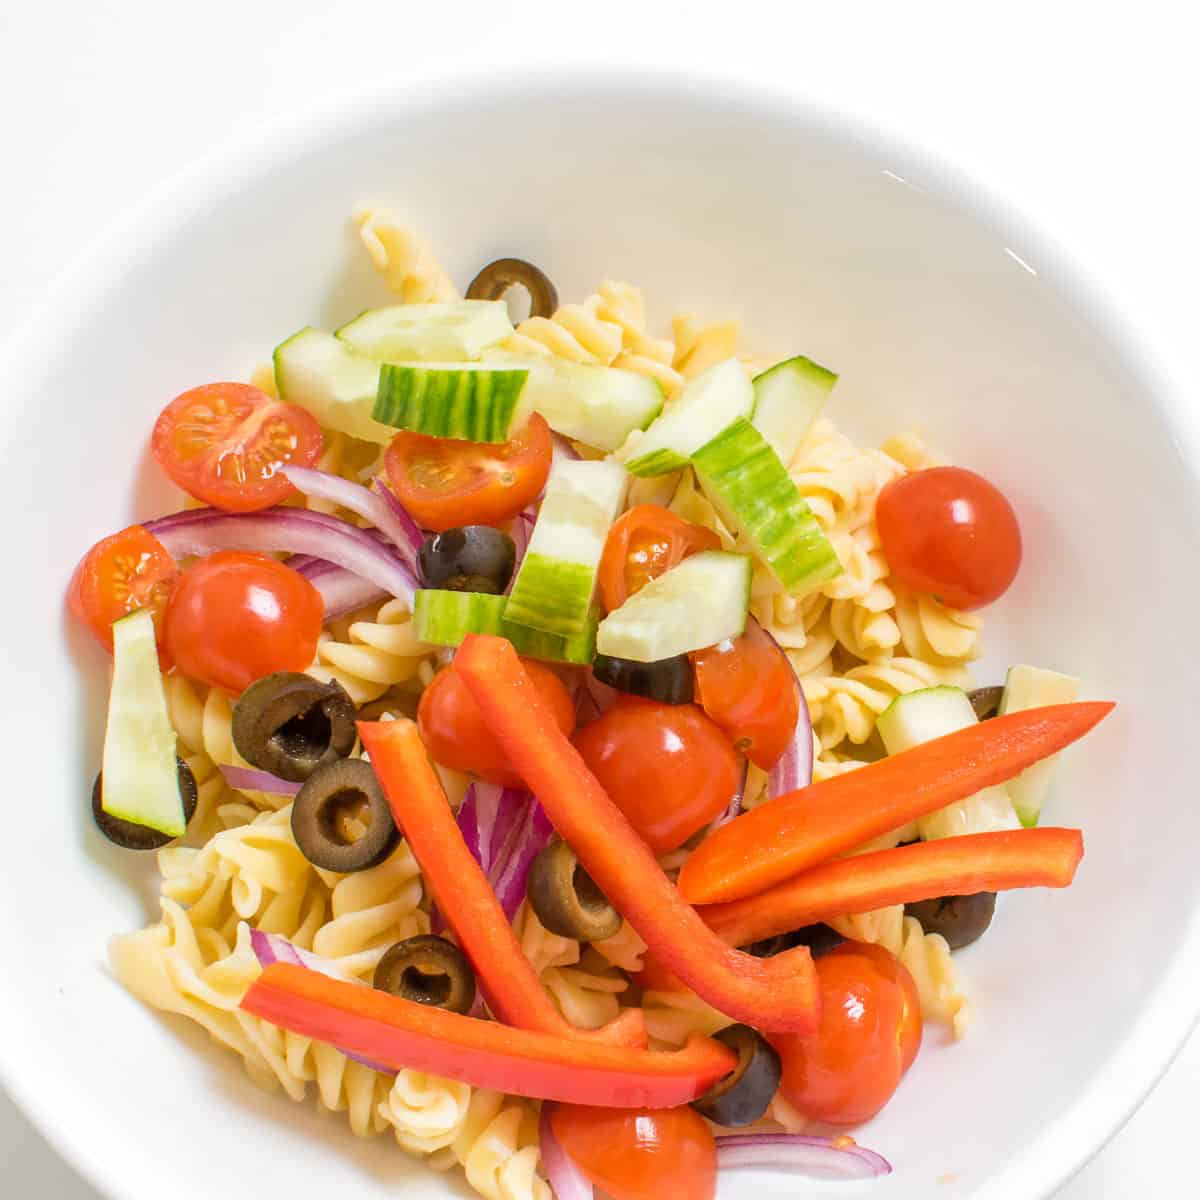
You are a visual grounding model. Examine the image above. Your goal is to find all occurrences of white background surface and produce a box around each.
[1,2,1196,1196]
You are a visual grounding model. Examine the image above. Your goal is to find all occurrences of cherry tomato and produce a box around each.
[384,413,553,533]
[550,1104,716,1200]
[691,618,799,770]
[875,466,1022,610]
[151,382,323,513]
[418,659,575,787]
[770,942,923,1126]
[573,697,740,853]
[598,505,721,613]
[162,551,323,694]
[68,525,178,664]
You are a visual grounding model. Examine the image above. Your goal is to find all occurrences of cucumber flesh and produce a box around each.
[101,609,187,838]
[752,355,837,468]
[374,362,529,443]
[620,358,753,477]
[595,550,751,662]
[505,459,628,637]
[998,665,1081,826]
[336,301,513,362]
[875,686,1021,841]
[692,417,841,593]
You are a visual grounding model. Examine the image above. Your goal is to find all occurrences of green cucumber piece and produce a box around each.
[505,459,628,637]
[595,550,751,662]
[620,358,754,477]
[876,686,1021,841]
[336,301,513,362]
[413,589,597,664]
[273,327,392,444]
[101,609,187,838]
[691,417,841,593]
[374,363,529,442]
[998,665,1081,827]
[752,355,837,468]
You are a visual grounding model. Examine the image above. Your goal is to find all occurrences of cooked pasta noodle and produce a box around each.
[352,207,460,303]
[309,598,431,706]
[379,1070,474,1155]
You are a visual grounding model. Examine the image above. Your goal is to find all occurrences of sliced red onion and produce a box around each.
[220,765,301,797]
[295,563,387,619]
[372,477,426,556]
[491,801,554,918]
[575,672,620,724]
[706,758,749,833]
[715,1133,891,1180]
[539,1104,594,1200]
[763,628,814,798]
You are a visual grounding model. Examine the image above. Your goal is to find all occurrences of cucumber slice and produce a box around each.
[374,363,529,442]
[998,665,1081,827]
[336,301,513,362]
[752,355,837,468]
[101,609,187,838]
[273,327,392,444]
[620,358,754,477]
[595,550,751,662]
[505,459,628,637]
[691,417,841,593]
[413,589,597,664]
[876,686,1021,841]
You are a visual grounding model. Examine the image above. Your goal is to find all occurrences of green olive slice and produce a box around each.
[233,672,357,782]
[967,686,1005,721]
[465,257,559,319]
[373,934,476,1014]
[527,840,621,942]
[290,758,399,873]
[690,1024,782,1127]
[91,760,198,851]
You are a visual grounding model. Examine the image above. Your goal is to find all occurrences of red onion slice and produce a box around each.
[294,564,387,619]
[372,477,426,556]
[763,628,814,798]
[538,1104,594,1200]
[220,765,301,797]
[706,758,749,833]
[715,1133,891,1180]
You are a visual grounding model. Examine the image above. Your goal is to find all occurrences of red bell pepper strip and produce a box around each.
[242,963,735,1107]
[678,701,1114,904]
[699,827,1085,947]
[453,634,820,1034]
[357,718,646,1049]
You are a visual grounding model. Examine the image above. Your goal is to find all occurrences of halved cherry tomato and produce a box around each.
[418,659,575,787]
[875,466,1022,610]
[162,551,323,694]
[384,413,553,533]
[691,617,799,769]
[572,697,740,853]
[68,525,178,663]
[598,505,720,612]
[769,942,922,1126]
[550,1104,716,1200]
[151,382,323,513]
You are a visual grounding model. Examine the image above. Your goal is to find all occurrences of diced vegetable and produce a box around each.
[620,358,754,477]
[999,665,1081,826]
[374,362,530,443]
[336,300,514,361]
[751,355,836,469]
[691,417,841,592]
[875,687,1021,840]
[101,609,187,838]
[505,459,628,637]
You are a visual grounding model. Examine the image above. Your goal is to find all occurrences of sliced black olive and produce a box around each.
[968,686,1005,721]
[906,892,997,950]
[466,257,559,319]
[691,1024,782,1127]
[233,672,357,783]
[374,935,476,1014]
[418,526,517,594]
[744,923,843,960]
[291,759,399,873]
[527,840,622,941]
[91,760,198,850]
[592,653,694,705]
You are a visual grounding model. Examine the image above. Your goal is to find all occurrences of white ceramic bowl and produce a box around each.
[2,67,1198,1200]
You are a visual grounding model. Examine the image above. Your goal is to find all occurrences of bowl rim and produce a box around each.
[2,60,1198,1200]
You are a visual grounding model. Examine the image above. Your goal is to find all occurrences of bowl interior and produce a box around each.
[2,74,1198,1200]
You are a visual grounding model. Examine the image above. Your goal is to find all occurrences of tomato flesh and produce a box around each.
[598,505,720,612]
[573,697,740,853]
[550,1104,716,1200]
[875,466,1022,610]
[418,659,575,787]
[162,551,324,694]
[384,413,553,532]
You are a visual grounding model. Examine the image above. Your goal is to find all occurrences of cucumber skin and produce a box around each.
[374,364,528,443]
[504,553,598,638]
[624,445,693,478]
[751,355,837,467]
[692,417,842,592]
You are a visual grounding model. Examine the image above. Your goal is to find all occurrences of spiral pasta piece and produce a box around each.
[641,987,733,1047]
[310,598,431,706]
[379,1070,474,1155]
[671,313,743,379]
[893,585,983,670]
[352,207,460,303]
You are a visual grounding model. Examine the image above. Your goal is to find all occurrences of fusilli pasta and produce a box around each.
[309,598,431,706]
[352,207,460,303]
